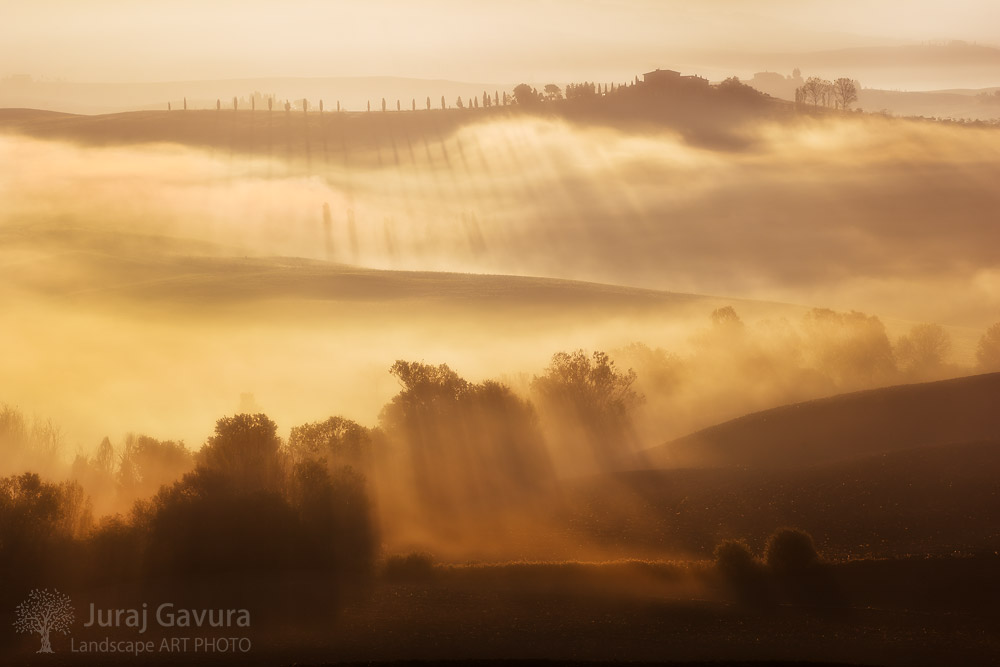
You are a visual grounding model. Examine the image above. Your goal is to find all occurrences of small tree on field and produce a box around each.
[14,589,75,653]
[765,528,819,576]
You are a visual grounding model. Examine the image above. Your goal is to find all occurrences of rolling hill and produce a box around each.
[565,439,1000,559]
[644,373,1000,470]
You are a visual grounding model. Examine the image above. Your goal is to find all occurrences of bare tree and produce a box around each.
[801,77,827,106]
[833,77,858,110]
[14,589,75,653]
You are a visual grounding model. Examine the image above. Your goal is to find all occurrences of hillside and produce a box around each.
[0,81,785,159]
[565,439,1000,559]
[644,373,1000,470]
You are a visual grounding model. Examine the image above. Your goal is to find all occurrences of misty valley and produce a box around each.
[2,60,1000,667]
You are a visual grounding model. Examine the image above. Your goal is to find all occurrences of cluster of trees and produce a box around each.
[0,412,377,596]
[715,528,841,607]
[795,77,859,110]
[614,307,1000,444]
[0,347,647,589]
[3,313,998,591]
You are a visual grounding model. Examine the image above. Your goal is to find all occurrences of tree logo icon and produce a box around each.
[13,589,75,653]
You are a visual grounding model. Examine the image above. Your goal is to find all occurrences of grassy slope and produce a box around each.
[564,440,1000,559]
[644,373,1000,469]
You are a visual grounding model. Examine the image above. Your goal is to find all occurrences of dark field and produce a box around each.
[7,558,996,666]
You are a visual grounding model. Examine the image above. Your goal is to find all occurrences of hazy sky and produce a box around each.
[2,0,999,83]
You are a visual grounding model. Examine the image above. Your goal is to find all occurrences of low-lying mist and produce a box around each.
[2,108,999,560]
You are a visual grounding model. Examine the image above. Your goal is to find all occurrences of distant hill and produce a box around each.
[564,439,1000,559]
[726,42,1000,91]
[644,373,1000,470]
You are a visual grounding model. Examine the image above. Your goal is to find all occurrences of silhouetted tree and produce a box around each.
[216,98,221,111]
[288,416,372,471]
[456,96,464,109]
[381,97,386,112]
[426,96,431,110]
[801,77,827,106]
[764,528,841,607]
[543,84,563,101]
[320,99,324,112]
[714,540,771,606]
[397,99,401,111]
[268,96,273,112]
[833,77,858,110]
[380,361,554,514]
[441,95,446,109]
[288,459,376,573]
[117,434,194,503]
[513,83,540,107]
[199,414,285,493]
[976,321,1000,371]
[0,473,91,579]
[802,308,896,388]
[532,350,643,471]
[183,97,187,110]
[895,323,951,379]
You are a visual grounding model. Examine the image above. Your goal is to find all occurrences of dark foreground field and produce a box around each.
[7,557,997,667]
